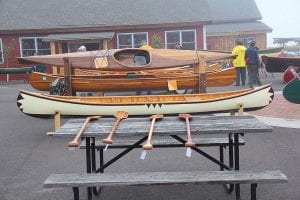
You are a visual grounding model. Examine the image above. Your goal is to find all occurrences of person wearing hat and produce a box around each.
[232,41,247,86]
[245,40,262,89]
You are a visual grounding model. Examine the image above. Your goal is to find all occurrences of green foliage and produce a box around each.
[151,34,162,48]
[3,38,16,67]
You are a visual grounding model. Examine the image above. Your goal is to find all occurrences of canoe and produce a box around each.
[71,63,222,76]
[0,67,32,74]
[283,74,300,104]
[200,47,283,55]
[28,67,236,92]
[261,55,300,73]
[283,66,300,83]
[18,48,236,70]
[17,84,274,117]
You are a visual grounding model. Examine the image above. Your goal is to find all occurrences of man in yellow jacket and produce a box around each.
[232,41,247,86]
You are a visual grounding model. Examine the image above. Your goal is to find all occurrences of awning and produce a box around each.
[43,32,115,42]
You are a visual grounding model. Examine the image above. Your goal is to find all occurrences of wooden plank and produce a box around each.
[79,136,246,149]
[63,57,73,96]
[52,115,272,137]
[44,170,287,188]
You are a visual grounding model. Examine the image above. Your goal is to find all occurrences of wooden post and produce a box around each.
[63,57,74,96]
[54,111,61,131]
[194,55,206,93]
[238,103,244,115]
[103,40,108,49]
[50,42,58,75]
[57,42,63,54]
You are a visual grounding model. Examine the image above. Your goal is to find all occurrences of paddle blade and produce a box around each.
[114,111,129,119]
[178,113,192,119]
[150,114,163,120]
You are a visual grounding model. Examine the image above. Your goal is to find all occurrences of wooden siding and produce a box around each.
[207,33,267,51]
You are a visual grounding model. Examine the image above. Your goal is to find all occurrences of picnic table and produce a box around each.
[46,114,287,200]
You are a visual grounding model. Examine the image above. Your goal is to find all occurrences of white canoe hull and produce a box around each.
[17,85,274,117]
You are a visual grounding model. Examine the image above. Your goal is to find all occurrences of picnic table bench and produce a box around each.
[44,170,287,200]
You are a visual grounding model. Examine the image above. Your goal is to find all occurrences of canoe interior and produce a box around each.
[29,85,269,104]
[262,56,300,73]
[283,75,300,104]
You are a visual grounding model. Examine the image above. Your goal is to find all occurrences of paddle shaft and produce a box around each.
[184,117,195,147]
[143,115,163,150]
[103,111,128,144]
[179,114,195,147]
[102,118,122,144]
[68,116,101,147]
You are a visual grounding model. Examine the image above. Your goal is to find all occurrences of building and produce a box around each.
[0,0,271,81]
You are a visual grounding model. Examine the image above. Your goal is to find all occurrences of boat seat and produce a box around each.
[133,55,147,66]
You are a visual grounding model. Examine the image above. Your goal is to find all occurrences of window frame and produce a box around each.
[165,29,197,50]
[234,37,256,47]
[0,38,3,64]
[19,37,50,57]
[117,32,148,48]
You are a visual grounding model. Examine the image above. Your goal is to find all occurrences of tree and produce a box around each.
[2,38,16,82]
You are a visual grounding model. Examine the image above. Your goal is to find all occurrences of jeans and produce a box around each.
[247,65,262,88]
[235,67,246,86]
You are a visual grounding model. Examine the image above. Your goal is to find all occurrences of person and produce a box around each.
[139,40,152,49]
[175,42,183,49]
[77,45,87,52]
[245,40,262,89]
[232,41,247,86]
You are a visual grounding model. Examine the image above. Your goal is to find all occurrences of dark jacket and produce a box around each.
[245,46,260,66]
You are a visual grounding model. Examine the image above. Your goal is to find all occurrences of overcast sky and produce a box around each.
[255,0,300,47]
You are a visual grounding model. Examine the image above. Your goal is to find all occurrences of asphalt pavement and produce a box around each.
[0,72,299,200]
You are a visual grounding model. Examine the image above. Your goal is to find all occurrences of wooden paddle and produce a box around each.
[143,114,164,150]
[178,113,195,148]
[103,111,129,144]
[68,116,101,147]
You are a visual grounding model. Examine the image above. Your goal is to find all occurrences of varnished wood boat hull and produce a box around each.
[17,84,274,117]
[18,48,236,70]
[29,67,236,92]
[283,76,300,104]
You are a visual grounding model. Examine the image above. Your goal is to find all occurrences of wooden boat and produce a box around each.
[283,73,300,104]
[17,84,274,117]
[0,67,32,74]
[28,67,236,92]
[72,63,222,76]
[261,55,300,73]
[201,47,283,55]
[18,48,236,70]
[283,66,300,83]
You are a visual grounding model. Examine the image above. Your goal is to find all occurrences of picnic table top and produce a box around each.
[52,114,272,138]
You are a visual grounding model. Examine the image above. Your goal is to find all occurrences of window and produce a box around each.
[235,37,255,47]
[117,33,148,48]
[0,39,3,63]
[165,30,196,50]
[20,37,50,57]
[68,42,100,53]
